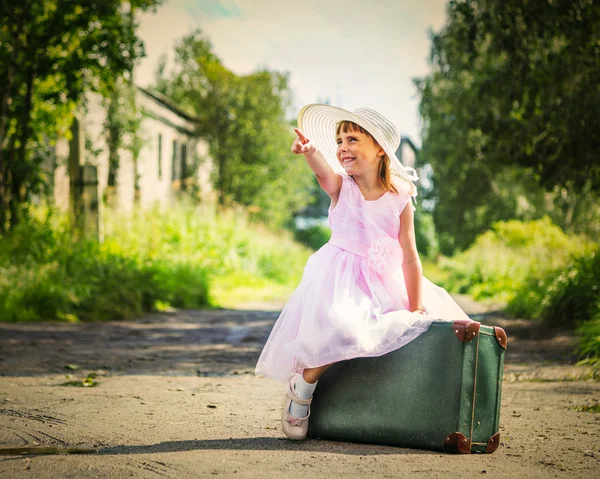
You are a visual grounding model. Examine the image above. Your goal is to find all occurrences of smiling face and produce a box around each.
[335,121,385,177]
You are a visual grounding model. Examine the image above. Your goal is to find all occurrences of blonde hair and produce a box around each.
[336,121,399,194]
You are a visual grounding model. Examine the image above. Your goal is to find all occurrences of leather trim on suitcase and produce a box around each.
[452,319,480,342]
[494,326,508,349]
[485,433,501,453]
[443,432,471,454]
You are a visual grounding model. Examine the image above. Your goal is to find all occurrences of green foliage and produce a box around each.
[153,30,313,227]
[415,0,600,253]
[439,217,592,306]
[149,261,209,309]
[103,78,145,196]
[0,209,181,321]
[576,315,600,372]
[539,250,600,329]
[61,372,99,387]
[102,201,310,282]
[0,235,165,322]
[414,210,439,259]
[0,203,310,321]
[294,176,331,220]
[293,224,332,251]
[0,0,162,232]
[103,202,311,307]
[434,217,599,365]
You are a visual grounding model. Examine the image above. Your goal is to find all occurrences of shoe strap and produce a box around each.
[285,380,313,406]
[288,405,311,424]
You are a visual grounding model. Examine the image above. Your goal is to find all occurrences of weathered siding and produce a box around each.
[52,88,214,214]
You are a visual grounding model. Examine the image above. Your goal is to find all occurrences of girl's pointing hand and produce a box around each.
[291,128,315,155]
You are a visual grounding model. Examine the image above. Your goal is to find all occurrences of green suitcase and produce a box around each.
[307,319,507,453]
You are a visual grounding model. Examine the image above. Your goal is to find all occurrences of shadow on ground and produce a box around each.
[0,301,580,377]
[0,310,278,377]
[99,437,433,456]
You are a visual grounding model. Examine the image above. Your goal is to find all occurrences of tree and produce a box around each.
[154,30,313,227]
[0,0,161,233]
[415,0,600,253]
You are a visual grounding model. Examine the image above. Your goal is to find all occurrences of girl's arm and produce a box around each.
[398,204,424,313]
[293,129,342,196]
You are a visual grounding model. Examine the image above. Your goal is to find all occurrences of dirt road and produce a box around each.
[0,297,598,478]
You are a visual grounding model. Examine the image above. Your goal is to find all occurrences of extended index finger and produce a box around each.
[294,128,309,144]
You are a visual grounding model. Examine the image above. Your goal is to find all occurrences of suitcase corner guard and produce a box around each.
[485,433,501,453]
[494,327,508,349]
[443,432,501,454]
[452,319,480,343]
[443,432,471,454]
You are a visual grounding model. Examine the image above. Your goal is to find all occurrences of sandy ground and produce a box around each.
[0,296,599,478]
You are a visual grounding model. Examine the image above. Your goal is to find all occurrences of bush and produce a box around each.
[576,314,600,371]
[293,224,331,251]
[415,210,439,259]
[0,202,311,321]
[509,248,600,368]
[539,249,600,329]
[438,217,593,310]
[0,230,167,322]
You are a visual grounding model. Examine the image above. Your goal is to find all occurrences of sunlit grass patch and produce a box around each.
[210,273,296,309]
[572,403,600,413]
[0,202,311,321]
[422,258,450,286]
[59,373,98,387]
[435,217,595,316]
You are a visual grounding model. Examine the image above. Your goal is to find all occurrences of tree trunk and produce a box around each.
[107,125,120,188]
[106,89,121,191]
[0,3,26,152]
[17,63,35,175]
[564,191,576,233]
[7,139,18,230]
[0,27,20,229]
[216,142,226,205]
[7,61,36,230]
[0,153,7,234]
[0,80,13,152]
[1,2,29,232]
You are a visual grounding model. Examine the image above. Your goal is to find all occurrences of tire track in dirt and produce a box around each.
[0,409,66,425]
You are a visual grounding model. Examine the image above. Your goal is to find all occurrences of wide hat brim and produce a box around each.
[297,104,418,191]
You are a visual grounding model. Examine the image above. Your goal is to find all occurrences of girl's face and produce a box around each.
[336,127,385,177]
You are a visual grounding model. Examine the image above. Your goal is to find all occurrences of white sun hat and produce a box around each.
[297,103,419,193]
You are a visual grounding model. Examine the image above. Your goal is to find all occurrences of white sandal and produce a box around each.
[281,376,312,440]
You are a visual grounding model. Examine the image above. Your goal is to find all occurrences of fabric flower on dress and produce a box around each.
[367,237,401,274]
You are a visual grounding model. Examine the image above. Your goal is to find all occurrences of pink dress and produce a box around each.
[255,175,469,383]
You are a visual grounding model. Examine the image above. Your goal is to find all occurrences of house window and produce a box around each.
[158,134,163,179]
[172,140,178,181]
[180,142,187,181]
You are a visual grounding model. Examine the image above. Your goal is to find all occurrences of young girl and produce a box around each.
[255,104,469,440]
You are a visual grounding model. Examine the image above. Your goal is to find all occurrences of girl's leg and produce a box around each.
[302,364,332,384]
[283,364,333,440]
[288,364,332,419]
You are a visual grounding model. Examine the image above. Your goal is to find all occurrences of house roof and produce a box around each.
[137,86,199,124]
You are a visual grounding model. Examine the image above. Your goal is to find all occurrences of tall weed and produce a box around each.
[539,250,600,329]
[0,202,310,321]
[439,217,593,310]
[576,313,600,372]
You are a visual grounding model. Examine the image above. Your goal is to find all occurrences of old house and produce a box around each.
[52,86,214,216]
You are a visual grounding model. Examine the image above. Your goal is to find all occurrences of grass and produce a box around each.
[430,217,599,370]
[0,202,311,321]
[435,217,595,314]
[210,273,296,308]
[572,404,600,413]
